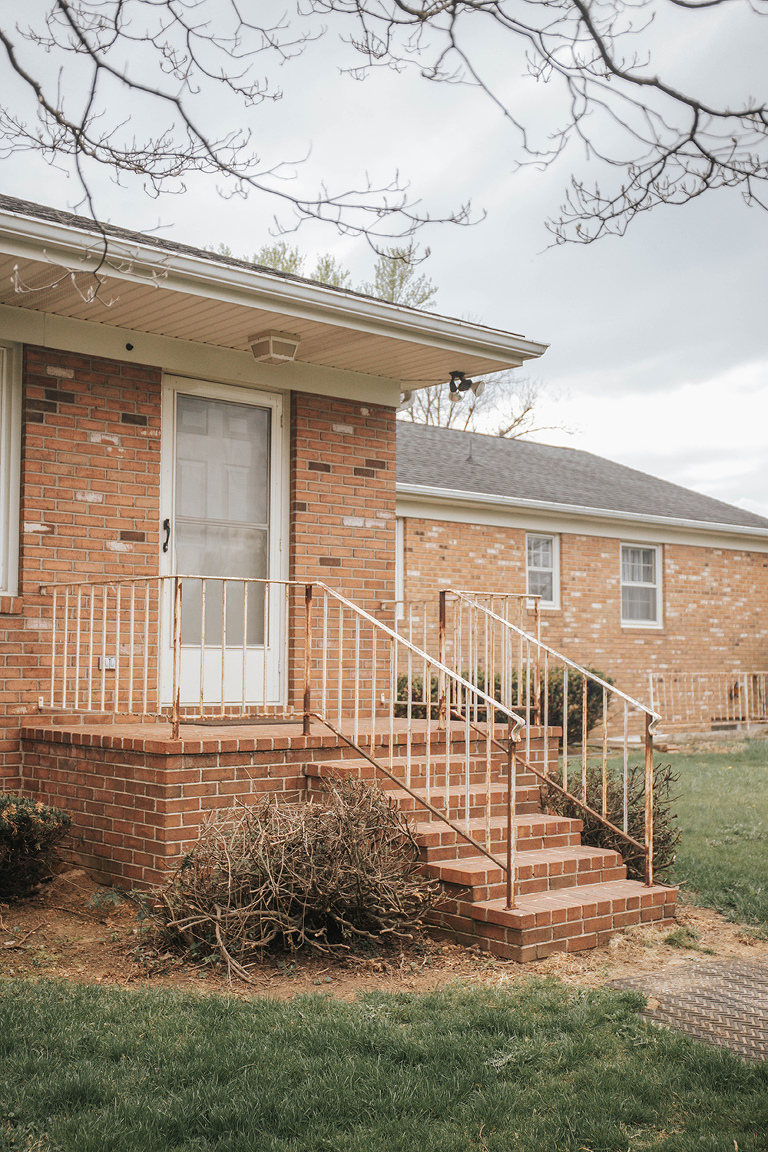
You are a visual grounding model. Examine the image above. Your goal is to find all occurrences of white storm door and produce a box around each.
[161,379,285,708]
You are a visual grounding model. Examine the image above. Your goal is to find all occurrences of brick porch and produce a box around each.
[19,718,677,961]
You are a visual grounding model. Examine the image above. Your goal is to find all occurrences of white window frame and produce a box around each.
[526,533,559,609]
[0,343,21,597]
[395,516,405,619]
[620,542,663,628]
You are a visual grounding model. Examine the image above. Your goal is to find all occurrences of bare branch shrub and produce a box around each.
[146,778,439,980]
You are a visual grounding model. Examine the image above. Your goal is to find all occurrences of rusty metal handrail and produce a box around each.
[444,589,659,887]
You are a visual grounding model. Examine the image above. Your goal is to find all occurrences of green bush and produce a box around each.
[396,666,612,743]
[541,762,681,882]
[0,795,71,899]
[395,672,438,718]
[543,666,613,745]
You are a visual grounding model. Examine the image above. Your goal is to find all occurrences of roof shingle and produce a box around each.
[396,423,768,531]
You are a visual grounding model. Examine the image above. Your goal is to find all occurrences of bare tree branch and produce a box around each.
[0,1,765,245]
[310,0,768,241]
[0,0,471,247]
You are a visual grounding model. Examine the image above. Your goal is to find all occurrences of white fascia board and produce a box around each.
[0,303,402,406]
[397,482,768,550]
[0,207,549,369]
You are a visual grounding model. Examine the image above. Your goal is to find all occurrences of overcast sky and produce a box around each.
[2,1,767,518]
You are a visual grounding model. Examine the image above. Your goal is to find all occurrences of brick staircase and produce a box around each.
[305,726,677,962]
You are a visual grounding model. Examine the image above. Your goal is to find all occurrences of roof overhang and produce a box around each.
[397,482,768,546]
[0,202,548,391]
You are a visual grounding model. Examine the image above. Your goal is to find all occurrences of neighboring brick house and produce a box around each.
[396,423,768,712]
[0,194,547,789]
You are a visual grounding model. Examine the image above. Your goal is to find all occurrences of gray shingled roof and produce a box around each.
[396,423,768,531]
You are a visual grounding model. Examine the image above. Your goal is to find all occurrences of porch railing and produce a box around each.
[39,575,662,897]
[40,574,291,728]
[433,589,662,886]
[649,670,768,730]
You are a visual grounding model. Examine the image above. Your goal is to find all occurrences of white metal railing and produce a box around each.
[649,670,768,730]
[426,589,662,886]
[40,575,290,728]
[306,583,525,897]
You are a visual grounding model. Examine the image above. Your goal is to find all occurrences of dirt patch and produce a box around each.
[1,868,766,1001]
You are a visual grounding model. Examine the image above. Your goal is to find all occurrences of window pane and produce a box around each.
[529,571,553,600]
[622,585,657,622]
[622,546,655,585]
[176,523,268,645]
[527,536,552,568]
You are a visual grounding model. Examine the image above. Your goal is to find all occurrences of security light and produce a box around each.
[448,370,485,398]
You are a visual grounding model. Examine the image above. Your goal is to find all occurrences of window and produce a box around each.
[621,544,662,626]
[526,534,559,607]
[0,343,21,596]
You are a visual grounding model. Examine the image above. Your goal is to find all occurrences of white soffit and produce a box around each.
[0,206,548,385]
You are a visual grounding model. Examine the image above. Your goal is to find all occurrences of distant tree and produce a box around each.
[360,243,438,309]
[252,241,307,278]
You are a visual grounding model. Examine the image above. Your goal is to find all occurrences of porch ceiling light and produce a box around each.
[248,330,301,364]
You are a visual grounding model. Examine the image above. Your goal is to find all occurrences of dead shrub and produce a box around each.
[147,777,439,980]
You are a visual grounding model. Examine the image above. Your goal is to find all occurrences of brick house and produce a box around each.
[397,423,768,727]
[0,195,681,959]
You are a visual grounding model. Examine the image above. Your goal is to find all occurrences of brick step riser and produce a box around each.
[305,775,541,813]
[427,909,677,962]
[420,833,585,860]
[428,884,677,962]
[303,763,538,788]
[423,866,628,901]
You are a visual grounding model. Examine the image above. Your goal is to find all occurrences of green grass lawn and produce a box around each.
[668,738,768,930]
[1,978,767,1152]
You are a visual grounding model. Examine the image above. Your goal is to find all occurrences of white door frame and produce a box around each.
[160,375,289,708]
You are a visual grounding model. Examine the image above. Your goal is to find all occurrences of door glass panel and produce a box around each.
[175,394,271,646]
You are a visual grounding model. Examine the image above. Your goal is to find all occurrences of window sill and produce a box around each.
[0,595,22,615]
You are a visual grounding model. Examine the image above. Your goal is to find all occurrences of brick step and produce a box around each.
[384,783,541,821]
[304,763,541,814]
[412,812,584,857]
[452,880,678,962]
[303,757,537,789]
[422,846,627,899]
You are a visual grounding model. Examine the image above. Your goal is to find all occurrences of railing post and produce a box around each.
[438,589,447,730]
[533,598,541,724]
[644,712,654,886]
[171,576,182,740]
[505,731,516,909]
[303,583,313,736]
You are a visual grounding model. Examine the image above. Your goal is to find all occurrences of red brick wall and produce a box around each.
[290,392,396,610]
[288,393,397,716]
[402,517,768,707]
[1,346,163,786]
[2,358,399,784]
